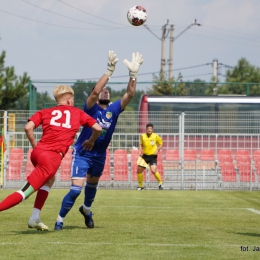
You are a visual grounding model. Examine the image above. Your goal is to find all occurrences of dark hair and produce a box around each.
[146,123,153,128]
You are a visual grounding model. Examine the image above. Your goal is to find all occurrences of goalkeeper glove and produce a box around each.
[123,52,144,80]
[105,50,119,77]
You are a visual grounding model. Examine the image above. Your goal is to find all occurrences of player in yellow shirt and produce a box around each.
[137,123,163,190]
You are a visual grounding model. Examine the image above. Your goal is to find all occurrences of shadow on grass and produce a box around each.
[10,225,103,235]
[60,225,103,230]
[236,232,260,237]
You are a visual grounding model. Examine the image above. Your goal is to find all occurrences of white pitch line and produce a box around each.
[10,205,249,210]
[247,208,260,215]
[0,241,241,248]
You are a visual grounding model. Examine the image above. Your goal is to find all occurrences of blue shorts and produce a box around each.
[71,150,106,179]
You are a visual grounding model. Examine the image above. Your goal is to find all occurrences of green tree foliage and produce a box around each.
[189,79,209,96]
[149,71,175,95]
[204,76,220,96]
[109,87,144,111]
[149,71,189,96]
[13,94,29,110]
[14,91,55,110]
[37,91,55,109]
[71,81,144,111]
[218,58,260,95]
[0,50,30,109]
[72,80,96,107]
[226,58,260,83]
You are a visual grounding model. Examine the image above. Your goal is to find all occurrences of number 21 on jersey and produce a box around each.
[50,110,71,129]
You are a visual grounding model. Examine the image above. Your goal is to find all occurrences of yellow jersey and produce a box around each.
[140,133,163,155]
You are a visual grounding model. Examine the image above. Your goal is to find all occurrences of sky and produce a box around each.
[0,0,260,94]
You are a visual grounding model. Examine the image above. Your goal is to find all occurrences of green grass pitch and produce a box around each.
[0,189,260,260]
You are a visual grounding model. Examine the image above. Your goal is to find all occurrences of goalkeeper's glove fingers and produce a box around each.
[105,50,119,77]
[123,52,144,79]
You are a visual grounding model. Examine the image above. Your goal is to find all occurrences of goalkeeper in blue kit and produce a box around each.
[54,51,144,230]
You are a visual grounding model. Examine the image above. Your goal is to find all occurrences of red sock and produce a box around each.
[34,189,49,210]
[0,192,23,211]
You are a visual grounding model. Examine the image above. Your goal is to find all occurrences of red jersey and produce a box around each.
[28,105,96,155]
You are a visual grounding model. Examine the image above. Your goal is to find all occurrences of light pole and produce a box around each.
[168,19,202,80]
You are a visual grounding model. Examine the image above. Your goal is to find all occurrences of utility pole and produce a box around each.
[167,19,202,80]
[212,59,218,95]
[212,59,218,82]
[168,25,174,79]
[160,20,169,77]
[144,19,202,81]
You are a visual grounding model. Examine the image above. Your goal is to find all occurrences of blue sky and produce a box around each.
[0,0,260,93]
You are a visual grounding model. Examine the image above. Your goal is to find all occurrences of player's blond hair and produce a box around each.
[53,85,74,101]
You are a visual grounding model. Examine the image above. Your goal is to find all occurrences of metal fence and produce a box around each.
[1,110,260,190]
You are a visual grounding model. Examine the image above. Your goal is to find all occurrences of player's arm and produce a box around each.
[138,144,143,156]
[155,144,163,155]
[24,121,37,148]
[86,51,118,109]
[138,135,144,156]
[86,75,109,109]
[155,135,163,155]
[121,52,144,110]
[82,122,102,151]
[121,78,137,110]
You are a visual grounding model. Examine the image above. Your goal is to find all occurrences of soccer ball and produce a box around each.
[127,6,147,26]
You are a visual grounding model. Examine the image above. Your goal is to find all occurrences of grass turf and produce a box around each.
[0,189,260,260]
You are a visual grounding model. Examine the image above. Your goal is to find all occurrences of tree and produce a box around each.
[109,87,144,111]
[36,91,55,109]
[14,91,55,110]
[0,50,30,109]
[219,58,260,95]
[71,80,144,111]
[149,71,189,96]
[189,79,210,96]
[226,58,260,83]
[148,71,175,95]
[71,80,96,108]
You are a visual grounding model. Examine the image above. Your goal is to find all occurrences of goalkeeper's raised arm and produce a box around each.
[121,52,144,110]
[86,50,119,109]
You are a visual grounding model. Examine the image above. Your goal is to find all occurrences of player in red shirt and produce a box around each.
[0,85,102,214]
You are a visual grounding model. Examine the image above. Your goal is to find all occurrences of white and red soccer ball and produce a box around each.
[127,6,147,26]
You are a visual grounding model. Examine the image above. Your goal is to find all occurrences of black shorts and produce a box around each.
[142,154,157,166]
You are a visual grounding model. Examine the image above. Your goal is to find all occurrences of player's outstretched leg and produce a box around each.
[28,186,51,231]
[0,182,35,211]
[0,192,24,211]
[54,185,82,231]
